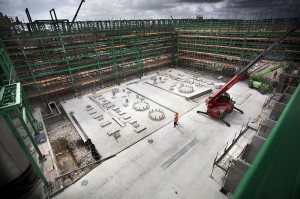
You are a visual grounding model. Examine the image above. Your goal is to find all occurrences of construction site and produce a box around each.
[1,1,300,199]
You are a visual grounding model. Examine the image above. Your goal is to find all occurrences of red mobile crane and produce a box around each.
[197,25,299,127]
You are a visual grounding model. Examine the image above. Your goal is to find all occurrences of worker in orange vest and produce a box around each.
[174,112,179,127]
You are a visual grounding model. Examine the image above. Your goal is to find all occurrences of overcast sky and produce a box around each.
[1,0,299,22]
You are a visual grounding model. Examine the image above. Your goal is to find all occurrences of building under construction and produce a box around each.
[0,6,300,199]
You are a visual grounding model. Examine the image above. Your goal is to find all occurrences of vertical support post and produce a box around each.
[122,65,126,80]
[210,152,218,178]
[25,109,39,135]
[111,38,120,85]
[16,110,45,161]
[224,142,228,152]
[21,88,32,111]
[2,113,51,188]
[16,37,45,102]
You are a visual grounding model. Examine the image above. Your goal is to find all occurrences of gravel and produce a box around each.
[48,121,95,167]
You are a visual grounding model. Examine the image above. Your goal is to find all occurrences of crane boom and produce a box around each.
[198,24,299,126]
[250,63,284,80]
[207,25,299,106]
[71,0,85,24]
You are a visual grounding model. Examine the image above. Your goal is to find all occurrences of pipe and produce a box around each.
[0,115,40,198]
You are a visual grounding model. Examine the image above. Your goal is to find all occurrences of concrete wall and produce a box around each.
[257,119,276,139]
[269,102,286,121]
[279,93,292,104]
[243,135,265,164]
[223,159,250,194]
[285,86,296,95]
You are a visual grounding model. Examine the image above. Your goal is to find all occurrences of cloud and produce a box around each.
[228,0,285,8]
[1,0,299,21]
[223,0,300,18]
[0,0,21,5]
[176,0,223,3]
[0,0,56,5]
[54,5,78,20]
[127,0,176,10]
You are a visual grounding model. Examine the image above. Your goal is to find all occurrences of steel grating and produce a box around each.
[161,138,199,170]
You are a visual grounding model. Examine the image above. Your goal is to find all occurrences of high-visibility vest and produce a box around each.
[174,115,178,122]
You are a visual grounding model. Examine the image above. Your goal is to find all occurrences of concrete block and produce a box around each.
[100,120,111,127]
[113,107,121,113]
[86,107,93,111]
[106,104,115,108]
[89,110,97,115]
[107,128,120,136]
[129,120,137,124]
[102,101,110,105]
[93,113,103,119]
[185,88,212,100]
[123,115,131,120]
[134,126,146,133]
[118,111,126,116]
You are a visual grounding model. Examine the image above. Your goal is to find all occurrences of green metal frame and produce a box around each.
[1,19,177,100]
[177,18,300,75]
[0,39,33,110]
[0,83,52,189]
[1,15,299,197]
[1,18,299,102]
[233,85,300,198]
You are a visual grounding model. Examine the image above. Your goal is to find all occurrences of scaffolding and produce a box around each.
[0,19,178,101]
[0,83,52,189]
[177,18,300,76]
[0,18,299,103]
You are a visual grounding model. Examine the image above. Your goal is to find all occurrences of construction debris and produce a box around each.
[48,121,95,187]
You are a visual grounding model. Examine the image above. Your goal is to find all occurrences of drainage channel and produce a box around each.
[161,138,199,170]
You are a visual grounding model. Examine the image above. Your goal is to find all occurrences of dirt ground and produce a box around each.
[47,121,95,186]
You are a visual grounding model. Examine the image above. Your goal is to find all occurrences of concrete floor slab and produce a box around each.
[128,82,198,114]
[55,69,268,199]
[61,94,175,159]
